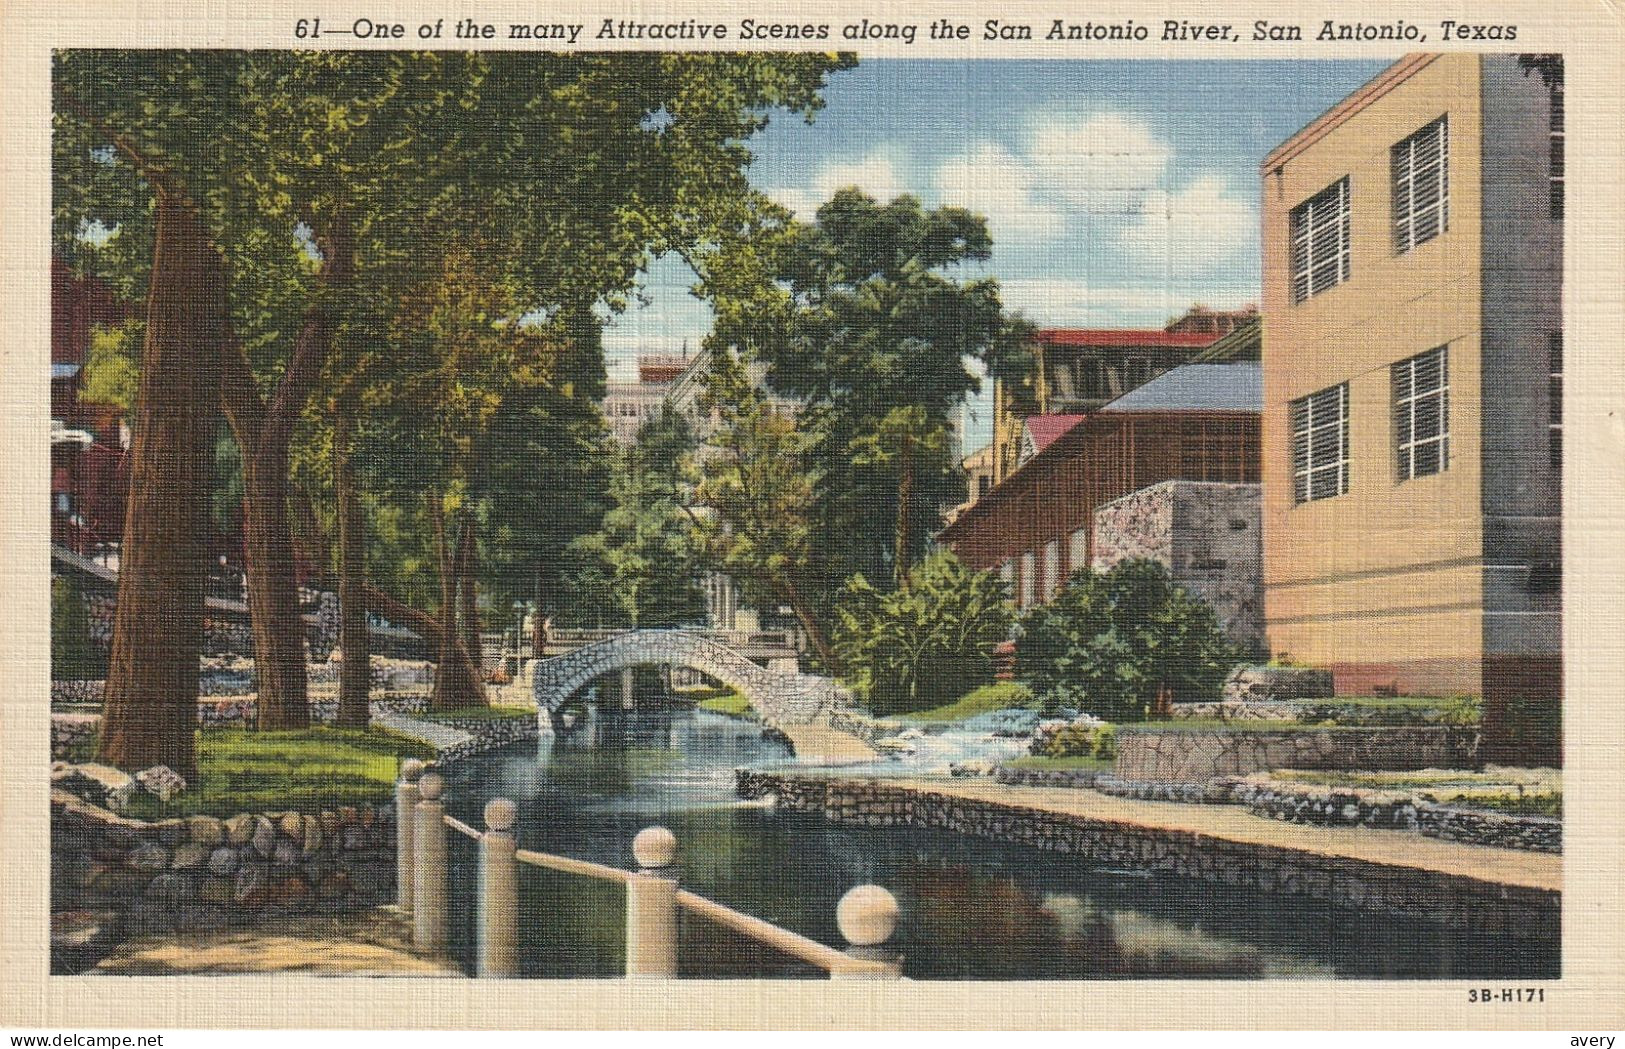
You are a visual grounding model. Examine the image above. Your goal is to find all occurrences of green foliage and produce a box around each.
[696,690,754,718]
[1037,722,1117,760]
[706,188,1030,590]
[832,552,1014,716]
[898,681,1035,724]
[565,408,707,628]
[77,323,140,410]
[120,727,435,818]
[51,577,105,681]
[1439,694,1485,726]
[1016,559,1239,722]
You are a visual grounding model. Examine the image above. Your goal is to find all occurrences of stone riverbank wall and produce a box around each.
[1113,727,1481,783]
[734,770,1556,936]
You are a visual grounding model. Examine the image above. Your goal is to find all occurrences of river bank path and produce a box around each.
[90,907,461,976]
[769,770,1561,893]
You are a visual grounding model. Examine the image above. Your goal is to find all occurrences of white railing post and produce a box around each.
[413,771,449,952]
[833,885,902,979]
[625,826,679,978]
[478,797,519,978]
[395,758,425,913]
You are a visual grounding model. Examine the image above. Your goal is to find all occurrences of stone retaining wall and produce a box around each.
[734,771,1556,935]
[50,694,432,759]
[1114,727,1481,783]
[51,791,396,940]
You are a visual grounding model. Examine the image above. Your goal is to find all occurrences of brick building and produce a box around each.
[938,362,1261,614]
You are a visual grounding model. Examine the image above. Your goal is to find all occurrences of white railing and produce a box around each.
[395,760,902,979]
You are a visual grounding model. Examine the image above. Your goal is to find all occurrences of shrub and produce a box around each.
[1438,694,1484,726]
[51,577,105,681]
[1016,559,1238,722]
[833,552,1014,716]
[1037,720,1117,760]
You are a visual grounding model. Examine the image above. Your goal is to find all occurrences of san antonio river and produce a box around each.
[438,705,1558,980]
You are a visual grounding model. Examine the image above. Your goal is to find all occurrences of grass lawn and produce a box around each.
[121,727,436,819]
[419,704,534,723]
[897,682,1035,724]
[1006,755,1114,772]
[696,689,754,718]
[1265,767,1562,818]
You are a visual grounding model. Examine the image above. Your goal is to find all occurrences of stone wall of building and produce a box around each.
[1113,726,1481,783]
[733,771,1555,935]
[1093,480,1264,654]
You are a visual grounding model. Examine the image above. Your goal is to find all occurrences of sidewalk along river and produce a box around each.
[436,704,1558,980]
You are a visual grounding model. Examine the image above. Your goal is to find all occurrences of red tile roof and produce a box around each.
[1024,414,1085,454]
[1036,328,1220,349]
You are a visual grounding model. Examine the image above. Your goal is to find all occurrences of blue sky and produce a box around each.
[602,59,1391,446]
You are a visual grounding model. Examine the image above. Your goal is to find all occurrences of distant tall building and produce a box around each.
[600,350,695,445]
[988,310,1252,486]
[1259,54,1563,762]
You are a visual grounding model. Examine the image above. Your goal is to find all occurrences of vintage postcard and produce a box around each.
[3,0,1622,1033]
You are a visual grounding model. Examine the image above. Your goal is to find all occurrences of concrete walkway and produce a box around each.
[778,721,878,765]
[91,908,462,977]
[877,774,1561,891]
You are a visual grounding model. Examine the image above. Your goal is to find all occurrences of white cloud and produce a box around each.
[1028,112,1172,214]
[1122,176,1256,275]
[934,144,1062,242]
[765,152,905,219]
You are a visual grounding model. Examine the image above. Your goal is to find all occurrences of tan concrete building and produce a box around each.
[1260,54,1563,761]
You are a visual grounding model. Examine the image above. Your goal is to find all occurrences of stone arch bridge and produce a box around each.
[532,629,847,727]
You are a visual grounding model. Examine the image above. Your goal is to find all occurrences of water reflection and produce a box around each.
[439,705,1556,980]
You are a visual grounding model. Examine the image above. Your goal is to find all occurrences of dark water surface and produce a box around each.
[439,706,1558,980]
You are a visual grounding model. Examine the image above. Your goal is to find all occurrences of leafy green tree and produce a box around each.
[692,347,838,668]
[55,50,854,755]
[832,553,1013,715]
[1017,560,1239,721]
[709,189,1027,590]
[569,409,707,629]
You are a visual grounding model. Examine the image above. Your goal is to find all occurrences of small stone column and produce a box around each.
[478,797,519,978]
[621,666,636,711]
[833,884,902,979]
[625,826,678,978]
[413,771,449,952]
[395,758,425,913]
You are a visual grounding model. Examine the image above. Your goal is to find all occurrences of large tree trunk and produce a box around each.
[777,574,840,675]
[333,407,370,728]
[221,220,353,731]
[457,522,482,676]
[426,500,487,711]
[98,195,225,778]
[240,450,309,729]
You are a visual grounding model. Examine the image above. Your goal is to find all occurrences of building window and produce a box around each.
[1391,116,1449,253]
[1549,73,1565,221]
[1123,356,1152,390]
[1069,528,1088,577]
[1393,346,1450,481]
[1549,332,1563,473]
[1020,550,1036,609]
[1291,177,1351,304]
[1290,383,1350,503]
[1043,539,1059,600]
[977,475,991,499]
